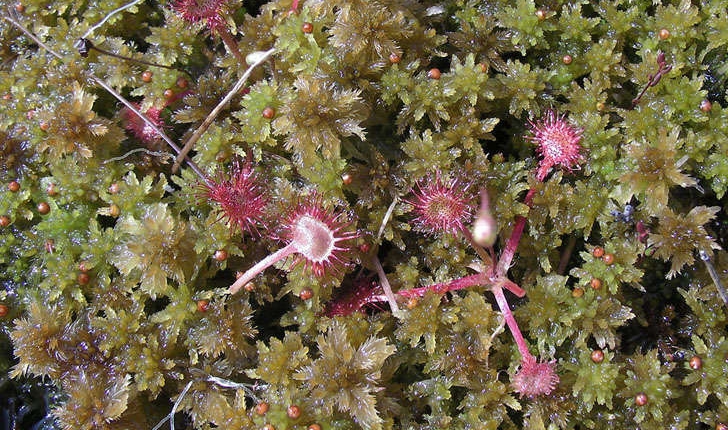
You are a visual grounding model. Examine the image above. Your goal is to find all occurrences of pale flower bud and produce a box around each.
[471,189,497,248]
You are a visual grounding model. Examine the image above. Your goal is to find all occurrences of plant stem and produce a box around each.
[372,256,400,313]
[396,273,488,298]
[217,27,246,64]
[557,234,577,275]
[228,243,297,294]
[495,187,536,277]
[491,284,534,361]
[173,47,276,172]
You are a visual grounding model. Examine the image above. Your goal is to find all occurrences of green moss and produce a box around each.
[1,0,728,428]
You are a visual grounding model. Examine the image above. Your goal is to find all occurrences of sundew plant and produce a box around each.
[1,0,728,428]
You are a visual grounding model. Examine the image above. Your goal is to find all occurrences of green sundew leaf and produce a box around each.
[614,127,698,215]
[233,80,280,145]
[401,129,460,177]
[649,206,721,278]
[395,292,444,355]
[498,0,554,53]
[186,298,257,359]
[565,349,622,411]
[247,331,310,386]
[444,54,491,106]
[149,283,196,344]
[495,60,546,117]
[619,350,679,424]
[294,321,395,430]
[683,335,728,405]
[110,203,198,299]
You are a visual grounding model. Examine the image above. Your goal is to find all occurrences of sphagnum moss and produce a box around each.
[1,0,728,429]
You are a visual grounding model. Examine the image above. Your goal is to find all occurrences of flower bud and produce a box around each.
[471,189,497,248]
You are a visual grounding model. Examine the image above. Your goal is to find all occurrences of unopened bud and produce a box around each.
[471,189,497,248]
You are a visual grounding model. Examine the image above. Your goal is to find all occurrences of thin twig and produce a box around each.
[81,0,145,40]
[3,12,209,184]
[92,77,210,184]
[83,39,181,71]
[103,148,174,164]
[150,380,193,430]
[700,250,728,307]
[173,47,276,171]
[376,196,398,242]
[557,234,577,275]
[372,256,400,313]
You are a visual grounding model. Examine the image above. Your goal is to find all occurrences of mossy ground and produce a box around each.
[1,0,727,428]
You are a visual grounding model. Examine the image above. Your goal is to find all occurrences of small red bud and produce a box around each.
[700,99,712,112]
[562,55,573,65]
[37,202,50,215]
[592,247,605,258]
[176,76,189,89]
[8,181,20,192]
[635,392,648,406]
[308,425,322,430]
[427,68,441,79]
[602,253,615,265]
[141,70,153,83]
[0,216,10,227]
[572,287,584,298]
[658,28,670,40]
[213,249,228,261]
[389,53,401,64]
[46,183,58,196]
[299,288,313,300]
[591,349,604,363]
[535,9,546,20]
[77,273,90,285]
[14,3,24,13]
[689,355,702,370]
[255,402,269,415]
[0,304,8,317]
[163,89,175,100]
[287,404,301,419]
[302,22,313,33]
[590,278,602,290]
[406,297,419,309]
[262,107,275,119]
[341,172,353,185]
[197,300,209,312]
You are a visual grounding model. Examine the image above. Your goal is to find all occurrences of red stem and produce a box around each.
[396,273,487,298]
[491,284,534,361]
[495,187,536,277]
[228,243,297,294]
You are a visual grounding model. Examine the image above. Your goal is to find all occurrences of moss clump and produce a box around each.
[1,0,728,428]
